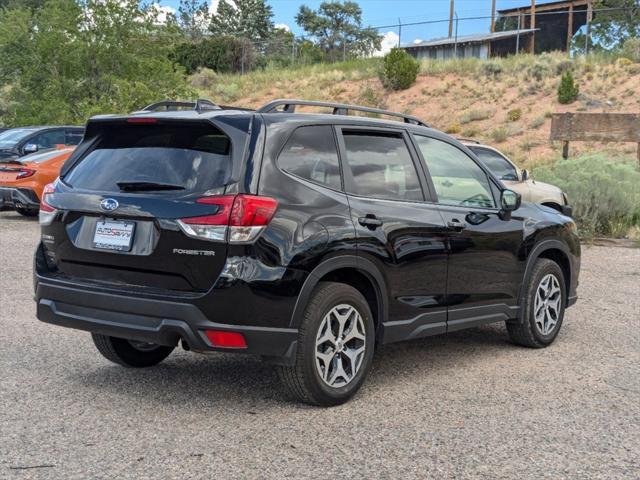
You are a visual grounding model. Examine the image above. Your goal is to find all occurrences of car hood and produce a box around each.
[528,179,562,194]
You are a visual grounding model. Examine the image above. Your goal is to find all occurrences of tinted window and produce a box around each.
[278,126,341,189]
[30,130,65,149]
[414,136,495,208]
[469,147,518,181]
[343,131,423,202]
[65,129,84,145]
[64,124,231,194]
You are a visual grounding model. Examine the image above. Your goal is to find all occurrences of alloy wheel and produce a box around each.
[533,273,562,336]
[315,304,367,388]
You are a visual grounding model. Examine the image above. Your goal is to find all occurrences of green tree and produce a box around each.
[573,0,640,52]
[0,0,190,126]
[379,48,419,91]
[0,0,45,10]
[558,71,580,104]
[295,1,382,61]
[209,0,274,44]
[177,0,210,41]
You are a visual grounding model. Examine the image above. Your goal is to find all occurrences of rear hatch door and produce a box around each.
[43,120,244,292]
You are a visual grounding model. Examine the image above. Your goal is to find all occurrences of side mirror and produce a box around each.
[521,169,529,181]
[499,189,521,220]
[23,143,38,154]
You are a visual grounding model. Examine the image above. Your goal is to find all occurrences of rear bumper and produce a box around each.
[35,276,298,364]
[0,186,39,210]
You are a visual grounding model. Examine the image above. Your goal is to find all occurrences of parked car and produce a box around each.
[0,147,74,216]
[0,126,83,161]
[34,99,580,406]
[460,140,571,216]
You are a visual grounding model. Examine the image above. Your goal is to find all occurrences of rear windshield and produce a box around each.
[64,123,232,193]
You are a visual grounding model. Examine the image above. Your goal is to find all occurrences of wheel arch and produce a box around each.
[289,256,388,341]
[517,239,572,323]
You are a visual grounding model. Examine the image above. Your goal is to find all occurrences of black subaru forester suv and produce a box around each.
[34,99,580,406]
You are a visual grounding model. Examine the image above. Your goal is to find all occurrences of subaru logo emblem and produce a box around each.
[100,198,119,211]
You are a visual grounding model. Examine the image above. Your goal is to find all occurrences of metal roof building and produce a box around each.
[402,29,538,61]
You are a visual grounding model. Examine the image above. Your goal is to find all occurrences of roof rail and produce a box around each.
[257,99,429,128]
[140,99,222,113]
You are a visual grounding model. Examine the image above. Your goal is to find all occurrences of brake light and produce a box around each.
[16,168,35,179]
[39,182,57,225]
[177,194,278,244]
[204,330,247,349]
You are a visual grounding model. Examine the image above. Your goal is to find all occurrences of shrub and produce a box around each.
[459,109,493,124]
[529,115,546,129]
[507,108,522,122]
[558,71,579,104]
[173,37,257,74]
[379,48,419,91]
[490,127,509,143]
[445,123,462,134]
[533,154,640,237]
[480,61,502,77]
[621,37,640,63]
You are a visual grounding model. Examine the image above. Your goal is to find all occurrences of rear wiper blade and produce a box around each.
[117,181,185,192]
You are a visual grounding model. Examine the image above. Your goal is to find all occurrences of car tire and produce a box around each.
[507,258,566,348]
[91,333,174,367]
[277,282,375,406]
[16,207,38,217]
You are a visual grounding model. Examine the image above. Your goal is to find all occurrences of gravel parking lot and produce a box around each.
[0,210,638,479]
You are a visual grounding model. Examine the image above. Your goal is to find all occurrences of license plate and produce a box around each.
[93,220,135,252]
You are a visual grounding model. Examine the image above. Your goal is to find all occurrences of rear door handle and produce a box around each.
[447,219,466,232]
[358,215,383,229]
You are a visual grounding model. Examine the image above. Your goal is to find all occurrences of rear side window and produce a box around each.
[278,126,341,190]
[342,131,423,202]
[64,124,231,193]
[65,129,84,145]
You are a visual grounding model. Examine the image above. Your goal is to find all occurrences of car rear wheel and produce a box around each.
[507,258,566,348]
[277,282,375,406]
[91,333,174,367]
[16,207,38,217]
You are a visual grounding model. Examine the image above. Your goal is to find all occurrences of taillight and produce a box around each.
[16,168,35,179]
[177,194,278,244]
[39,182,57,225]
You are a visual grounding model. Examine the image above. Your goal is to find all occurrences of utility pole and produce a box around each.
[398,18,402,47]
[530,0,536,54]
[448,0,454,37]
[490,0,497,33]
[585,0,593,55]
[566,3,574,54]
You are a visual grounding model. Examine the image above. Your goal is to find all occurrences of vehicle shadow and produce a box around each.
[0,211,38,222]
[71,323,514,409]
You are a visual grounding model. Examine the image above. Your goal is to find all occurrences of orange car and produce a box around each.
[0,147,74,217]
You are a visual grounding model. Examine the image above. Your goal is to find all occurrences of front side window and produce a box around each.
[469,147,518,181]
[30,130,65,149]
[64,124,232,194]
[342,131,423,202]
[414,135,495,208]
[278,125,341,190]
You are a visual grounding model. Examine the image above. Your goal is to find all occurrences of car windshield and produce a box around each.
[0,128,39,149]
[470,147,518,181]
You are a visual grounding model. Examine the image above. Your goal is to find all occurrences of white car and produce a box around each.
[461,140,572,216]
